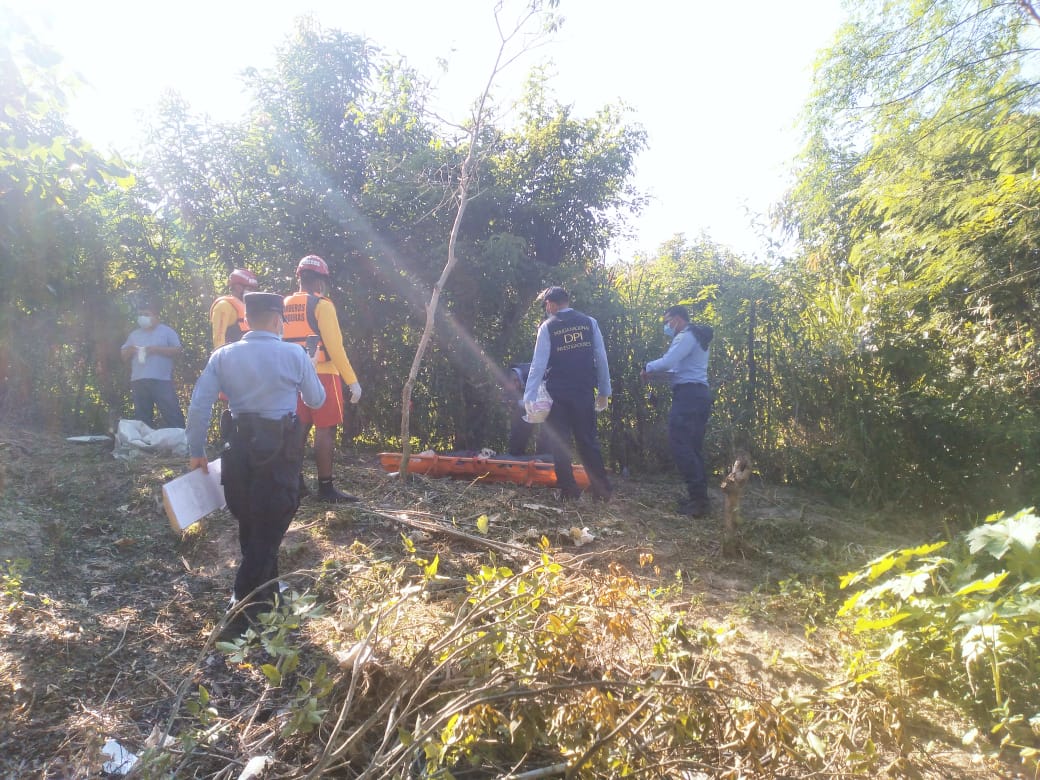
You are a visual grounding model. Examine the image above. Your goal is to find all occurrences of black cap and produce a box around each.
[541,286,570,304]
[244,291,285,318]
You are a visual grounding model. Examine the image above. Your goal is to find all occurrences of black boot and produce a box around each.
[677,498,708,517]
[558,486,582,503]
[317,478,360,503]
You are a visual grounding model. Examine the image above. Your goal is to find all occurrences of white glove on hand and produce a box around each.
[594,394,609,413]
[348,382,362,404]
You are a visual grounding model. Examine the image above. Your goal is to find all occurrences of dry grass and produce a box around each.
[0,427,1020,778]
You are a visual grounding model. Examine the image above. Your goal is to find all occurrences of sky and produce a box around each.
[5,0,846,260]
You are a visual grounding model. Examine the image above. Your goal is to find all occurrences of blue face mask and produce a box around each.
[663,323,675,337]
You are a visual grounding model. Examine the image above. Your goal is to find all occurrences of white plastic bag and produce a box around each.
[523,382,552,424]
[113,419,188,460]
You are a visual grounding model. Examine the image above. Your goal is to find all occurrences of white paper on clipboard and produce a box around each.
[162,459,225,532]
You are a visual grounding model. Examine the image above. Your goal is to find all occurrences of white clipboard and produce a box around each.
[162,459,225,532]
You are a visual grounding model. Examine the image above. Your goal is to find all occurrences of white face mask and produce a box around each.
[137,315,154,329]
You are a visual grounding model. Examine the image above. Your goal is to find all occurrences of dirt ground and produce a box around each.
[0,427,1023,778]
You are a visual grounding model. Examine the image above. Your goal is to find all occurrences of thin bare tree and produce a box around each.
[398,0,558,479]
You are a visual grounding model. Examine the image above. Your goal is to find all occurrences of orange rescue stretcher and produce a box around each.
[378,452,590,490]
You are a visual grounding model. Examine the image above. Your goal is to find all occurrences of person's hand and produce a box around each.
[348,382,362,404]
[595,394,609,413]
[190,457,209,474]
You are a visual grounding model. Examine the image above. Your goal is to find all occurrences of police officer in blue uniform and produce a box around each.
[185,292,326,633]
[641,304,713,517]
[523,287,613,500]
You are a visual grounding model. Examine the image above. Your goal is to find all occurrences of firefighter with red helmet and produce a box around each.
[210,268,259,349]
[283,255,363,503]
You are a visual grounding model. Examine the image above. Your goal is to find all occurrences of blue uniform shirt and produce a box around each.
[185,330,325,457]
[645,326,709,387]
[523,307,611,404]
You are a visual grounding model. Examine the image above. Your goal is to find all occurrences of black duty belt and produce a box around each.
[231,412,297,435]
[221,411,297,441]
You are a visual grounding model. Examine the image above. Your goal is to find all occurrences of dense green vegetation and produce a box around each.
[2,0,1039,518]
[839,508,1040,764]
[3,1,1040,774]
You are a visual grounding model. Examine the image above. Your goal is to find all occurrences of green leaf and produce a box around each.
[891,569,932,599]
[854,611,911,633]
[841,542,947,589]
[837,589,865,617]
[425,554,440,578]
[967,511,1040,561]
[953,571,1009,598]
[281,652,299,677]
[261,663,282,686]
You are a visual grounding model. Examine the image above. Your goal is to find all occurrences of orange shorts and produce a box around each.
[296,373,344,428]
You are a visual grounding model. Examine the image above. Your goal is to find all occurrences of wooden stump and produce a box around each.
[720,451,752,557]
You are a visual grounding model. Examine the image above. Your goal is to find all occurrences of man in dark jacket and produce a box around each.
[523,287,613,500]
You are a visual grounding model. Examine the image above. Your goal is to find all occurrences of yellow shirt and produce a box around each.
[312,297,358,384]
[210,296,246,349]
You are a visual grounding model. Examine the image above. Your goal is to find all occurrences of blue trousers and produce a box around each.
[131,379,185,429]
[669,383,712,505]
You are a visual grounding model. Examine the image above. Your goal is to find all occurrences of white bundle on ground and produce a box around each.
[113,419,187,460]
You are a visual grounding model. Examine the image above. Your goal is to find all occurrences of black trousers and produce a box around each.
[543,386,611,498]
[507,404,551,456]
[669,383,712,505]
[221,415,303,608]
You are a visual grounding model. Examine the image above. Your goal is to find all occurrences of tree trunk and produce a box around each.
[721,451,752,558]
[398,2,550,480]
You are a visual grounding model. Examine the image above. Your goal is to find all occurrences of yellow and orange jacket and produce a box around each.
[282,291,358,384]
[210,295,250,349]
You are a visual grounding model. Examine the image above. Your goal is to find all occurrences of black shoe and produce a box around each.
[217,611,255,641]
[559,487,582,502]
[218,598,275,640]
[677,500,708,518]
[318,485,360,504]
[591,488,613,503]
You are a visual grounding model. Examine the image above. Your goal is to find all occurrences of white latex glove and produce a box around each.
[348,382,362,404]
[594,394,609,413]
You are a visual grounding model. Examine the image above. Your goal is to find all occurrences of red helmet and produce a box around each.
[296,255,330,276]
[228,268,258,288]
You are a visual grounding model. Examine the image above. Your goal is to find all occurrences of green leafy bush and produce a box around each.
[839,509,1040,762]
[0,558,29,610]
